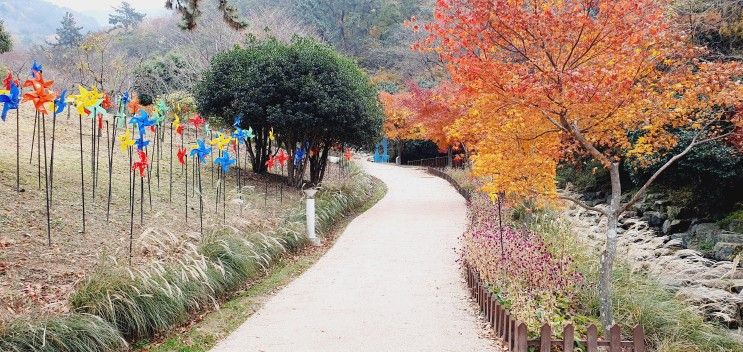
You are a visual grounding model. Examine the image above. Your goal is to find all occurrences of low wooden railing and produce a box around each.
[465,262,647,352]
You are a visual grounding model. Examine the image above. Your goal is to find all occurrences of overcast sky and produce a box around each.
[47,0,169,23]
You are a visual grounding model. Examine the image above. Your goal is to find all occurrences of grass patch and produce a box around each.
[141,176,386,352]
[0,314,127,352]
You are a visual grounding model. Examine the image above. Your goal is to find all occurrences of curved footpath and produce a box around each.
[211,161,498,352]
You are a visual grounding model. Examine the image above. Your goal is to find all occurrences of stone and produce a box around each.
[664,238,685,250]
[728,219,743,234]
[676,286,743,329]
[643,211,666,228]
[689,223,722,242]
[713,242,743,262]
[662,219,690,235]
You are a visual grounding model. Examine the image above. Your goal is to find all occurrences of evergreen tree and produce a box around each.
[109,2,146,31]
[55,12,84,48]
[0,21,11,53]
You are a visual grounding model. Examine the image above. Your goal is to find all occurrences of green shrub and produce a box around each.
[0,314,127,352]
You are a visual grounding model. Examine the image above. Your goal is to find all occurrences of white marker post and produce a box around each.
[304,188,322,246]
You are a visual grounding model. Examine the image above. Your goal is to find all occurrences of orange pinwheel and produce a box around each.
[127,96,141,114]
[23,71,53,91]
[22,84,55,114]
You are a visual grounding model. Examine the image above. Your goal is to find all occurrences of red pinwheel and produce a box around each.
[132,150,149,177]
[231,139,237,152]
[101,93,113,110]
[344,147,352,161]
[3,72,18,90]
[176,125,184,135]
[265,156,277,170]
[149,125,156,133]
[189,114,206,131]
[276,149,289,166]
[177,147,187,166]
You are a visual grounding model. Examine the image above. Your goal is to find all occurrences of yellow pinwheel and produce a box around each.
[70,86,98,115]
[118,127,135,151]
[210,132,234,151]
[268,127,276,142]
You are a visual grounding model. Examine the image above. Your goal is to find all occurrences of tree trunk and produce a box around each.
[599,162,622,331]
[447,146,453,168]
[396,139,402,165]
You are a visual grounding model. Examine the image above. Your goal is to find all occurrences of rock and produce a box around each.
[713,242,743,262]
[662,219,690,235]
[676,286,743,329]
[670,232,690,247]
[689,223,722,241]
[729,220,743,233]
[664,238,685,250]
[643,211,666,228]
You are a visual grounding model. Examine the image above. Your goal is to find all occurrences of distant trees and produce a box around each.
[165,0,246,30]
[54,12,84,48]
[197,37,382,186]
[109,2,146,31]
[0,20,11,54]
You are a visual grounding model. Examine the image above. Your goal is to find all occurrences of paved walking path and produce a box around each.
[212,161,498,352]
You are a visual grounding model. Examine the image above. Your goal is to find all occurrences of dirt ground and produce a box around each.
[0,104,346,325]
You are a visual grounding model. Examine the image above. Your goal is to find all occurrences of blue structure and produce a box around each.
[373,139,390,163]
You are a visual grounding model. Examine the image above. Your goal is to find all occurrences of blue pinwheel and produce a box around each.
[294,147,306,166]
[31,59,42,76]
[190,139,212,164]
[214,150,236,172]
[232,127,249,142]
[0,82,20,121]
[233,114,242,128]
[129,109,155,135]
[135,135,150,150]
[54,89,67,115]
[86,99,107,119]
[120,91,130,106]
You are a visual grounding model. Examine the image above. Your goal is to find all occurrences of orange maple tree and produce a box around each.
[403,82,466,152]
[419,0,743,328]
[380,91,425,163]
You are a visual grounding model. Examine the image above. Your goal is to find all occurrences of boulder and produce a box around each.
[676,286,743,329]
[728,219,743,234]
[713,242,743,262]
[689,223,723,242]
[643,211,666,228]
[662,219,690,235]
[664,238,685,250]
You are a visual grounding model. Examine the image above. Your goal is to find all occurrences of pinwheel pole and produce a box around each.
[169,123,173,202]
[36,112,41,189]
[41,112,51,245]
[48,107,59,200]
[15,108,19,192]
[106,113,118,222]
[197,157,203,236]
[128,147,135,265]
[78,113,86,233]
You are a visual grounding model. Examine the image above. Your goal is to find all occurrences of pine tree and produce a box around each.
[55,12,84,48]
[0,20,12,53]
[109,2,146,31]
[165,0,246,30]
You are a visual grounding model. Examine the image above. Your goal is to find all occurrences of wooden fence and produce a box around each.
[465,262,647,352]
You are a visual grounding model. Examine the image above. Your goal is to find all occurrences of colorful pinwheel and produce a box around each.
[31,59,42,75]
[344,147,352,161]
[127,96,141,114]
[118,128,135,151]
[190,139,212,164]
[120,91,130,106]
[215,150,236,172]
[189,114,205,131]
[132,150,149,177]
[135,136,149,150]
[70,86,95,115]
[233,114,242,128]
[265,155,277,170]
[53,89,67,115]
[22,78,55,114]
[210,132,233,151]
[276,149,289,166]
[101,93,113,110]
[129,109,155,135]
[246,127,255,140]
[294,147,305,166]
[232,127,249,142]
[268,127,276,142]
[173,112,183,135]
[177,147,187,166]
[0,82,20,121]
